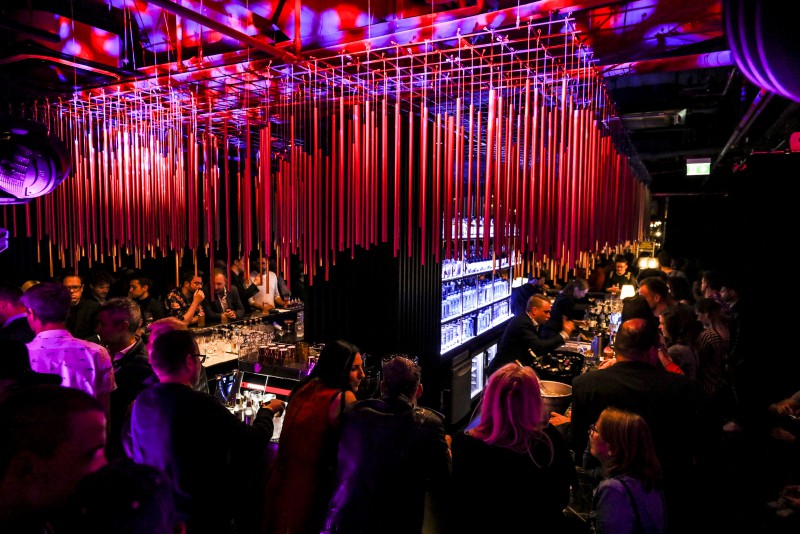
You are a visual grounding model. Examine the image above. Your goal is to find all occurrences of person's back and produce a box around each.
[571,319,706,533]
[451,364,577,533]
[129,330,279,534]
[325,356,450,534]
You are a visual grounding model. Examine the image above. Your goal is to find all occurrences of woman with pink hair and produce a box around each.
[450,363,579,532]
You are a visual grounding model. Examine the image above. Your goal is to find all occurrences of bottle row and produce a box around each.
[441,299,510,353]
[442,277,510,322]
[441,252,514,280]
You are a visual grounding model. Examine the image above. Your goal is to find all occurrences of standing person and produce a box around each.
[542,278,589,338]
[263,340,365,534]
[589,407,666,534]
[324,355,451,534]
[128,276,166,329]
[637,277,678,317]
[0,385,108,533]
[695,297,732,424]
[63,273,101,340]
[94,297,153,460]
[658,304,701,379]
[22,282,116,414]
[165,271,206,326]
[87,270,114,305]
[509,274,548,316]
[570,318,705,533]
[487,294,575,378]
[0,283,34,343]
[129,329,284,534]
[451,363,578,533]
[249,257,286,313]
[230,256,261,314]
[603,255,638,295]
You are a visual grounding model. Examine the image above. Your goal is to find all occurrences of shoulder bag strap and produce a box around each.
[616,477,643,533]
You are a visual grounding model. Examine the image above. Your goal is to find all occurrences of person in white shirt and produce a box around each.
[22,282,116,415]
[249,258,286,312]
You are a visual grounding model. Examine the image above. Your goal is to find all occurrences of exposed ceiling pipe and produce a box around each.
[0,18,60,43]
[712,88,773,171]
[145,0,299,63]
[601,51,733,77]
[0,54,125,80]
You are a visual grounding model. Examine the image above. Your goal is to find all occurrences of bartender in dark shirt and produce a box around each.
[603,254,638,295]
[488,294,575,377]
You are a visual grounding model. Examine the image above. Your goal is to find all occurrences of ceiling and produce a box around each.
[1,0,798,197]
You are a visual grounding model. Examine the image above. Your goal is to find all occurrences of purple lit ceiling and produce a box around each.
[1,0,798,194]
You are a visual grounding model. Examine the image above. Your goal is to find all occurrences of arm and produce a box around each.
[182,289,205,325]
[202,295,223,322]
[229,288,246,319]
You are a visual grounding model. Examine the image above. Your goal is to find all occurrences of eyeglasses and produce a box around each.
[588,423,599,435]
[194,353,207,364]
[65,285,83,292]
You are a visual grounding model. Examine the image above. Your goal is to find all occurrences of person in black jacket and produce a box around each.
[488,294,576,378]
[324,355,451,534]
[0,283,34,343]
[95,297,154,460]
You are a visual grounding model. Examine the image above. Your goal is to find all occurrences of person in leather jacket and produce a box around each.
[324,355,451,534]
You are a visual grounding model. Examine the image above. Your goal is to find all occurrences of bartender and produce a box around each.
[604,254,638,295]
[249,258,286,313]
[487,294,575,378]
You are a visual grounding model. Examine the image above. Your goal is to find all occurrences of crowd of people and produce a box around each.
[1,247,798,533]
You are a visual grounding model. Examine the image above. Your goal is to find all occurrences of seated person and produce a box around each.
[202,270,245,323]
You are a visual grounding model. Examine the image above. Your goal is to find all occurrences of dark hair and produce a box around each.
[149,329,196,375]
[660,304,701,346]
[667,276,694,304]
[381,356,421,399]
[639,277,670,300]
[561,278,588,296]
[0,385,103,476]
[656,250,672,267]
[614,318,658,361]
[620,295,656,324]
[0,283,23,305]
[99,297,143,335]
[297,339,360,397]
[88,270,114,287]
[63,460,182,534]
[20,282,71,324]
[700,270,723,291]
[613,254,628,265]
[180,271,201,286]
[596,407,662,490]
[131,276,154,290]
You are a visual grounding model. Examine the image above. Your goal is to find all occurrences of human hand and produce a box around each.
[771,427,798,444]
[562,319,576,337]
[253,273,262,286]
[549,412,571,426]
[193,289,205,303]
[263,398,285,417]
[774,400,798,418]
[597,357,617,370]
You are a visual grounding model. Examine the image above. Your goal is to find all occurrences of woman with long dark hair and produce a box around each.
[263,340,365,534]
[542,278,589,339]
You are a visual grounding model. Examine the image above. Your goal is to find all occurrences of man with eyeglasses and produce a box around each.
[128,329,284,533]
[487,294,575,378]
[63,273,101,341]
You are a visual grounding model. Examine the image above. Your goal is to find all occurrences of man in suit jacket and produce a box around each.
[570,318,708,533]
[0,283,34,343]
[487,294,575,378]
[202,270,245,323]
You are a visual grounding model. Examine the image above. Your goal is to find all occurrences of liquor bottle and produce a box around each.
[233,394,244,420]
[243,396,255,425]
